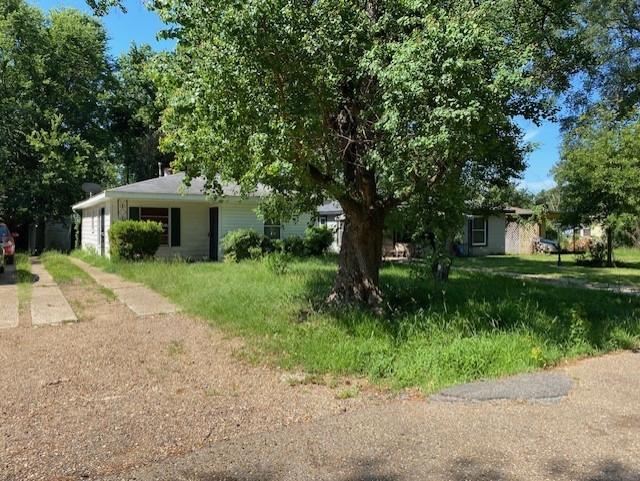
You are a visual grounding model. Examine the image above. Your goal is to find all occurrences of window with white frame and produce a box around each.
[263,219,281,240]
[319,215,328,226]
[471,216,488,246]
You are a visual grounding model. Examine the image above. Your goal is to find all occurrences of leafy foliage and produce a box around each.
[108,220,163,260]
[109,44,172,183]
[221,229,266,262]
[555,110,640,228]
[303,226,334,257]
[149,0,585,300]
[0,0,113,224]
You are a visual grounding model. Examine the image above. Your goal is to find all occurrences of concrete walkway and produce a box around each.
[458,266,640,296]
[69,257,178,316]
[0,264,19,329]
[30,260,77,326]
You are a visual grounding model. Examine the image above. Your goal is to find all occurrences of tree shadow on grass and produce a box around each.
[297,260,640,353]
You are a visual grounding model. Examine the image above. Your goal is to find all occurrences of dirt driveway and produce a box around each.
[2,265,639,481]
[0,273,381,481]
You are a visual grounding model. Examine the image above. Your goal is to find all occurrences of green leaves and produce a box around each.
[0,0,113,223]
[555,108,640,228]
[153,0,579,222]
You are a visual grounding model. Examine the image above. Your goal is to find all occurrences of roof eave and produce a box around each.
[72,192,107,211]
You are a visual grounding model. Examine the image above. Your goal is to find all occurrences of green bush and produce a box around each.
[108,220,163,260]
[263,251,291,275]
[304,226,334,256]
[222,229,265,261]
[282,235,306,256]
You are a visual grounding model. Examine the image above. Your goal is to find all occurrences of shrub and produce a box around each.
[304,226,334,256]
[263,251,291,275]
[282,235,306,256]
[108,220,163,260]
[248,246,263,260]
[222,229,265,261]
[576,238,607,266]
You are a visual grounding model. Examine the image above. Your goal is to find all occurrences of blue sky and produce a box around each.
[31,0,562,193]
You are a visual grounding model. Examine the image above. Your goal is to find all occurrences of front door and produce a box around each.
[209,207,219,261]
[100,208,105,256]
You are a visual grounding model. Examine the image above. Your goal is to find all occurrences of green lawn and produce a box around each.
[456,248,640,287]
[69,249,640,393]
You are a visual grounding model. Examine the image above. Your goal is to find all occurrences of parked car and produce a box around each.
[0,223,16,266]
[536,237,559,253]
[0,236,4,274]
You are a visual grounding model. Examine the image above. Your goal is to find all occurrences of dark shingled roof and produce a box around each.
[108,172,270,197]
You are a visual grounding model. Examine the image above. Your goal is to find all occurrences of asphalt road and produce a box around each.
[108,351,640,481]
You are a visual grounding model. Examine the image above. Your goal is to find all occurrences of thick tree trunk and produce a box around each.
[328,206,385,311]
[606,226,614,267]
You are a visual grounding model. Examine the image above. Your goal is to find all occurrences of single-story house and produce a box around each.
[72,172,312,260]
[317,201,344,253]
[461,206,544,256]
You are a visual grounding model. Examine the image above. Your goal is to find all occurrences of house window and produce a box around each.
[471,216,488,246]
[141,207,169,245]
[319,216,328,226]
[264,219,281,240]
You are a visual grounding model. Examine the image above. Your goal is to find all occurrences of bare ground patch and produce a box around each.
[0,278,385,481]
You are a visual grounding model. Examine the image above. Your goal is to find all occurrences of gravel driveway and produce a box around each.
[0,275,382,481]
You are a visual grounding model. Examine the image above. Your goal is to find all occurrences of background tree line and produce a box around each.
[0,0,167,228]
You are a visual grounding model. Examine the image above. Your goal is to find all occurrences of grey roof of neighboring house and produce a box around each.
[108,172,270,197]
[317,201,343,215]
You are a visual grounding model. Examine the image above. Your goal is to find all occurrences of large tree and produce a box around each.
[554,109,640,266]
[146,0,584,308]
[109,44,172,183]
[0,0,113,225]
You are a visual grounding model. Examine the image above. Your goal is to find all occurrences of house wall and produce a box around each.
[317,214,343,253]
[462,215,506,256]
[81,197,312,260]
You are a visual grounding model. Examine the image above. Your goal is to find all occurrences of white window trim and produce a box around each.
[471,216,488,247]
[139,206,171,246]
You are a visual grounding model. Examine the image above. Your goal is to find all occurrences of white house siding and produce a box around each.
[463,215,506,256]
[82,197,313,260]
[80,205,100,253]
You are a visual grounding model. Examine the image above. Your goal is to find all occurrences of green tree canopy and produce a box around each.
[0,0,113,224]
[109,44,172,183]
[555,108,640,264]
[149,0,585,307]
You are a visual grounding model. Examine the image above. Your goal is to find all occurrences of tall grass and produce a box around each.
[70,250,640,392]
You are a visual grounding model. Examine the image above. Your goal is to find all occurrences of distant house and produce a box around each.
[317,201,344,253]
[316,203,545,258]
[462,206,544,256]
[72,172,311,260]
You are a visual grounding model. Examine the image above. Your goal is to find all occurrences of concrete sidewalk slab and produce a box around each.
[0,265,19,329]
[0,286,19,329]
[30,261,77,326]
[70,257,178,316]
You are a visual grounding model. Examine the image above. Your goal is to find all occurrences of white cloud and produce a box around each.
[523,129,541,143]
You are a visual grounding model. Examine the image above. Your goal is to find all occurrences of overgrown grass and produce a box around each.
[456,248,640,287]
[41,251,92,284]
[71,249,640,393]
[15,253,32,309]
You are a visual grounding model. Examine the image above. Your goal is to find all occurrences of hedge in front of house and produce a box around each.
[108,220,163,260]
[222,228,266,261]
[304,226,334,256]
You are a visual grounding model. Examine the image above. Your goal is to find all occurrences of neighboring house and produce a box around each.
[72,172,312,260]
[462,206,544,256]
[27,218,73,254]
[317,201,344,253]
